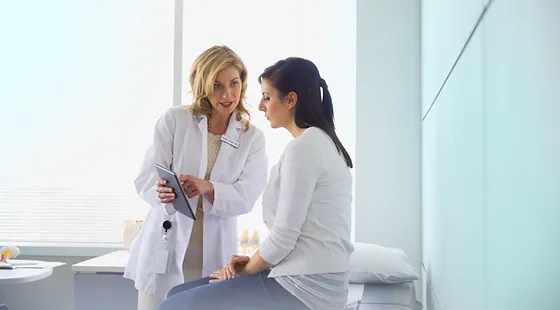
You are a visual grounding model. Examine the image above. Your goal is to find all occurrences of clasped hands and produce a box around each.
[156,174,212,203]
[209,255,250,283]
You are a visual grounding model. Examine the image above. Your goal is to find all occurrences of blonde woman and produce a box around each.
[124,45,268,310]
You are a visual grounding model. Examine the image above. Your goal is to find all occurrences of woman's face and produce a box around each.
[258,79,295,129]
[208,66,241,118]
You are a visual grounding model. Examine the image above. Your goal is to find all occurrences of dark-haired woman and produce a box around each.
[159,57,354,310]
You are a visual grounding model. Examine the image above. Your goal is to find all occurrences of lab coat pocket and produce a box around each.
[150,240,173,275]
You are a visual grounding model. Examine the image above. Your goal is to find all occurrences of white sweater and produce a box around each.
[260,127,354,277]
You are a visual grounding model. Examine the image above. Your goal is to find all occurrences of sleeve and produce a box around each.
[259,138,322,265]
[133,109,177,215]
[203,128,269,218]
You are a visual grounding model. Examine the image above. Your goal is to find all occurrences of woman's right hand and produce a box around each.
[156,179,176,203]
[226,255,251,278]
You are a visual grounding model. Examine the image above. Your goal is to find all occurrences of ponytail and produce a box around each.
[318,78,353,168]
[319,78,335,130]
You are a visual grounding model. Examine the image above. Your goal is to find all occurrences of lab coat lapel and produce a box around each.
[211,114,244,181]
[197,116,209,179]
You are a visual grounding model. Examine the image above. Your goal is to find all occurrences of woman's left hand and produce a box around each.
[179,174,213,198]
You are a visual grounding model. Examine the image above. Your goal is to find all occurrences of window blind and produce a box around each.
[0,1,176,245]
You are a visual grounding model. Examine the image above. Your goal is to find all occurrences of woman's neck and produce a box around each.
[286,121,306,138]
[208,112,231,135]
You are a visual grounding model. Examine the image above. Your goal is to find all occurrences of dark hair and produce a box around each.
[258,57,353,168]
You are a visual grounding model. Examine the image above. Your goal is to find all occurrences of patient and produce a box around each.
[159,57,354,310]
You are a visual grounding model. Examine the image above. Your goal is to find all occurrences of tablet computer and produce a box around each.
[155,164,196,220]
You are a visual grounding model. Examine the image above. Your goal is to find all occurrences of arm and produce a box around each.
[239,250,274,276]
[133,109,176,214]
[258,139,322,265]
[203,182,215,203]
[203,129,268,218]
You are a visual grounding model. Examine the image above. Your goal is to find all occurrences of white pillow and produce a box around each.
[349,242,420,284]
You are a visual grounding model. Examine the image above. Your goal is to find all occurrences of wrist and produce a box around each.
[205,181,214,195]
[238,265,251,277]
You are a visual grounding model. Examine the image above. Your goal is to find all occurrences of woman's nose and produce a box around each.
[222,89,230,99]
[258,100,265,111]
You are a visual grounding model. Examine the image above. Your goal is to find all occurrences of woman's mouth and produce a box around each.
[220,101,233,108]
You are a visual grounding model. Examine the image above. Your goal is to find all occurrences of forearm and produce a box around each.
[241,250,274,276]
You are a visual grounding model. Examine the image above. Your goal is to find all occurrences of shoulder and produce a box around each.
[283,127,328,162]
[164,105,196,121]
[286,127,328,152]
[156,105,198,128]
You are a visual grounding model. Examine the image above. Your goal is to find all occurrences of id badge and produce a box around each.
[150,242,172,275]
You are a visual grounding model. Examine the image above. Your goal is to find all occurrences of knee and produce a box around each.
[166,284,183,298]
[159,290,197,310]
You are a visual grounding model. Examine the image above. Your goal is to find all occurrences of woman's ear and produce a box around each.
[287,91,298,110]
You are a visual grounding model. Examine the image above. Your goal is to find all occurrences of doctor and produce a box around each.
[124,45,268,310]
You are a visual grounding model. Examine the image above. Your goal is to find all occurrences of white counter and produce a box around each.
[72,250,129,274]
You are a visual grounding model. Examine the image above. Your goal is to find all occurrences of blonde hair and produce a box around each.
[188,45,250,130]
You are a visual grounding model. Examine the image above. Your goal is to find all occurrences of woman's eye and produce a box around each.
[230,81,239,87]
[214,84,221,89]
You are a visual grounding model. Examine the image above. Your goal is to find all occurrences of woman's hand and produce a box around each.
[226,255,251,278]
[209,268,229,283]
[178,174,213,199]
[156,179,176,203]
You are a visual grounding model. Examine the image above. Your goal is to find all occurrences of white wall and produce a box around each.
[355,0,422,295]
[483,1,560,309]
[422,1,560,309]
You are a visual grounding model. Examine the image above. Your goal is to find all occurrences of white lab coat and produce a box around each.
[124,106,268,299]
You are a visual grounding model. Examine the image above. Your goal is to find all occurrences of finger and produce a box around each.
[187,189,200,198]
[178,174,191,182]
[157,179,168,185]
[158,193,176,200]
[211,270,225,281]
[227,262,237,277]
[182,183,193,193]
[209,279,224,283]
[225,267,235,280]
[183,182,195,191]
[157,186,174,193]
[160,198,174,203]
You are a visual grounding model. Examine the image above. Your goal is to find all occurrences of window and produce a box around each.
[0,0,356,248]
[0,1,176,245]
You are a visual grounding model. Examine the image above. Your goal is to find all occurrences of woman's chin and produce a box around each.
[215,105,235,116]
